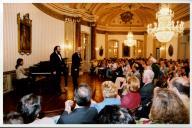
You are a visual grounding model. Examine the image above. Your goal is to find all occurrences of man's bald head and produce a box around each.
[74,83,92,106]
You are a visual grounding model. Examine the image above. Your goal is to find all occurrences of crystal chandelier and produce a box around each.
[147,4,184,42]
[120,5,136,47]
[124,31,136,46]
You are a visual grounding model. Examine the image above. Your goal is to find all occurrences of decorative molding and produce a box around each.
[35,3,96,22]
[120,11,133,23]
[47,3,96,22]
[33,3,189,34]
[96,30,144,35]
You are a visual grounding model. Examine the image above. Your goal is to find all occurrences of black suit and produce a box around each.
[57,107,98,124]
[71,52,81,90]
[50,52,67,94]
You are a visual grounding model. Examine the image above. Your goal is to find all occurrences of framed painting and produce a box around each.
[17,13,32,55]
[3,75,8,92]
[168,44,173,57]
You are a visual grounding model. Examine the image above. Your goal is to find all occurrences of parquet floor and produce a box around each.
[3,73,105,117]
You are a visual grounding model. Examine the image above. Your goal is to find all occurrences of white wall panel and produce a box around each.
[3,3,64,71]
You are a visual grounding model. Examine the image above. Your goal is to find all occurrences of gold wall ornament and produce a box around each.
[168,44,174,57]
[120,11,133,24]
[17,13,32,55]
[99,46,104,57]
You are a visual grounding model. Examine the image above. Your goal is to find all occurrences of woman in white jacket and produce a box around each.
[15,58,28,80]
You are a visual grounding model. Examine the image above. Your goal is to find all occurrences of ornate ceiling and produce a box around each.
[34,3,190,32]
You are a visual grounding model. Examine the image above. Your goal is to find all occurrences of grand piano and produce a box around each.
[29,61,51,76]
[29,59,68,94]
[29,58,68,77]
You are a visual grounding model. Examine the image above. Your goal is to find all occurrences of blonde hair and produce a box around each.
[102,81,117,98]
[128,76,140,92]
[123,76,140,94]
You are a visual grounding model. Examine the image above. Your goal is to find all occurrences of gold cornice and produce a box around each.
[43,3,96,22]
[96,30,145,35]
[33,3,190,32]
[96,25,146,32]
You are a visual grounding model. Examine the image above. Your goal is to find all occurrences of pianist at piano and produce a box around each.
[15,58,34,95]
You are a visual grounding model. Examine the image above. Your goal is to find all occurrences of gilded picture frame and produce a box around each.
[168,44,174,57]
[17,13,32,55]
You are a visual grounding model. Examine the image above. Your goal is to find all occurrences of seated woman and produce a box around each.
[97,105,135,124]
[149,87,189,124]
[121,76,141,110]
[92,81,120,112]
[115,64,133,90]
[15,58,28,80]
[15,58,33,95]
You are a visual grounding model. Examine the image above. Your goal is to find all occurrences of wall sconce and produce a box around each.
[95,47,99,51]
[60,43,65,50]
[160,46,165,50]
[138,49,141,53]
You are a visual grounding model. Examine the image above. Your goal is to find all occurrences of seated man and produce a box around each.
[135,69,154,119]
[92,81,120,112]
[57,83,98,124]
[140,69,154,105]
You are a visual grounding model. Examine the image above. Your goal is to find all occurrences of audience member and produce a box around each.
[140,69,154,105]
[92,81,120,112]
[132,63,141,80]
[121,76,141,110]
[97,105,136,124]
[167,77,190,111]
[149,87,189,124]
[17,93,59,124]
[57,83,98,124]
[4,112,24,124]
[17,93,41,124]
[135,69,154,119]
